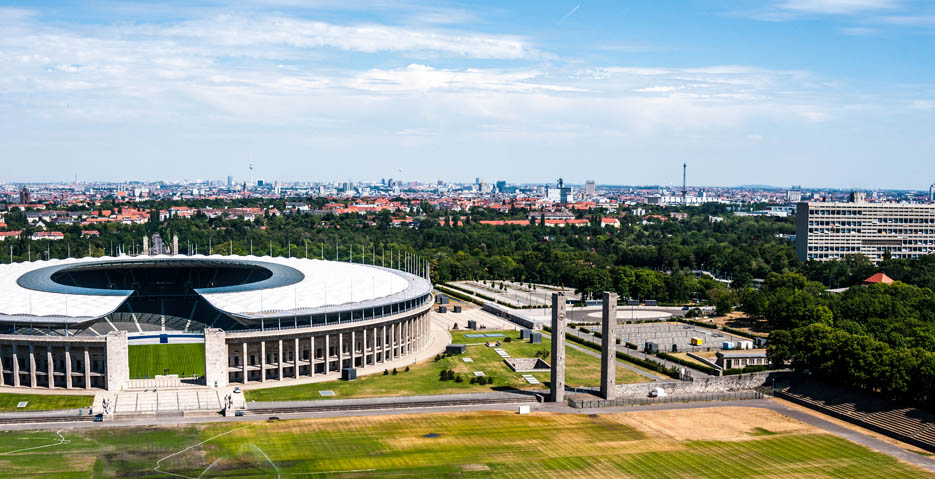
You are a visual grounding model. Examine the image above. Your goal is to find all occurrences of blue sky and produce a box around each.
[1,0,933,189]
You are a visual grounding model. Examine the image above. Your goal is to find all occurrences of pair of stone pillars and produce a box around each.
[549,291,617,402]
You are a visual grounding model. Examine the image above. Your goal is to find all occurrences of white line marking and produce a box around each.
[153,426,249,479]
[197,457,222,478]
[251,443,280,478]
[0,429,69,455]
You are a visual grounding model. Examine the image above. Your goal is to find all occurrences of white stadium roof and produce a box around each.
[0,255,428,323]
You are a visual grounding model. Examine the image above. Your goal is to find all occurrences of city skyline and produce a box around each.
[1,1,934,188]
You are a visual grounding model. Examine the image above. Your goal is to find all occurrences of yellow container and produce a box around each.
[690,337,703,346]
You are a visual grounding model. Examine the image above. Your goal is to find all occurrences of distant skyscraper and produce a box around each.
[585,180,596,196]
[475,177,480,185]
[227,175,233,188]
[496,180,507,192]
[18,187,29,204]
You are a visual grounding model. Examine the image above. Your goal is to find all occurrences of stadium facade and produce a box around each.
[0,255,433,390]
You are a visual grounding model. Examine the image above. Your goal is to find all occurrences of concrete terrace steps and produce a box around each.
[779,382,935,451]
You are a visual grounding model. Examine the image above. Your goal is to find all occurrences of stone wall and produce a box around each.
[615,371,789,397]
[203,328,228,388]
[105,331,129,391]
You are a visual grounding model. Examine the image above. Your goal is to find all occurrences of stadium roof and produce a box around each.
[0,255,428,324]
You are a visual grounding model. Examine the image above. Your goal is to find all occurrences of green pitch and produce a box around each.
[127,343,205,379]
[0,410,931,477]
[0,392,92,412]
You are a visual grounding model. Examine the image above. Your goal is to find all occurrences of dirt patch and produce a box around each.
[460,463,490,471]
[617,406,815,442]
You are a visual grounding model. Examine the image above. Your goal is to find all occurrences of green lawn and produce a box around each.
[0,392,93,412]
[127,343,205,379]
[0,410,931,478]
[246,329,649,402]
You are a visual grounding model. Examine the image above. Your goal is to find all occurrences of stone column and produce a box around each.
[47,346,54,389]
[381,325,387,363]
[600,292,618,400]
[12,345,20,387]
[260,341,266,382]
[294,337,300,379]
[203,328,228,388]
[338,332,344,372]
[324,334,330,373]
[83,347,90,390]
[372,327,377,364]
[351,329,357,369]
[277,339,284,380]
[309,336,315,377]
[105,330,129,391]
[29,345,37,388]
[550,292,566,403]
[0,345,4,387]
[242,342,248,383]
[64,346,72,389]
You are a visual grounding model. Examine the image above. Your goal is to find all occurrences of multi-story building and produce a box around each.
[795,196,935,262]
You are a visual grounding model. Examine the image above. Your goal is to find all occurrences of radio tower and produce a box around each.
[682,162,687,205]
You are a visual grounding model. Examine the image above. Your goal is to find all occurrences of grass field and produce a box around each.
[0,407,931,477]
[0,393,93,412]
[127,343,205,379]
[246,329,650,402]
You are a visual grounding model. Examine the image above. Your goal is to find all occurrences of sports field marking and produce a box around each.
[196,457,222,479]
[251,443,280,478]
[153,425,249,479]
[0,430,69,456]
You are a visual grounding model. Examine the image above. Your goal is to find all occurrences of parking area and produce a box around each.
[613,322,749,353]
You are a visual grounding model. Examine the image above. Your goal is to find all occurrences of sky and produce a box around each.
[0,0,934,189]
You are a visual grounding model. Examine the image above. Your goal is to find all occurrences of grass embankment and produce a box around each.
[246,329,649,402]
[127,343,205,379]
[0,392,93,412]
[0,409,930,477]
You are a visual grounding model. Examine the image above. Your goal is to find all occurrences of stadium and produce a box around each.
[0,254,434,391]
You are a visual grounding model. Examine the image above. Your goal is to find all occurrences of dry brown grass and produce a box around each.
[619,406,815,442]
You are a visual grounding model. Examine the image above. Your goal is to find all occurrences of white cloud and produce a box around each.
[777,0,901,15]
[911,100,935,110]
[840,26,878,35]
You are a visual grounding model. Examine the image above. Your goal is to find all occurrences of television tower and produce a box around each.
[682,162,687,204]
[249,164,254,189]
[929,183,934,203]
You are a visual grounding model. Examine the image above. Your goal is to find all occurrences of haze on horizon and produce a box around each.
[1,0,933,190]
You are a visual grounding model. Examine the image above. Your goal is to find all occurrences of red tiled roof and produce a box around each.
[863,273,894,285]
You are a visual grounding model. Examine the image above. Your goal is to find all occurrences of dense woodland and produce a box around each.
[6,200,935,405]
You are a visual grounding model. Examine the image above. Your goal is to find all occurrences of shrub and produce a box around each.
[504,336,512,343]
[405,366,410,372]
[454,374,463,383]
[383,369,389,376]
[392,368,398,375]
[470,376,477,384]
[434,354,441,362]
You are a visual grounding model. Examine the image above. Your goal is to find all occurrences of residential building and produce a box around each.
[795,197,935,262]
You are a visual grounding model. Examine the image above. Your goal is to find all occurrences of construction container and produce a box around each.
[722,341,736,350]
[453,305,462,313]
[738,340,754,350]
[438,306,447,313]
[467,319,478,330]
[530,332,542,344]
[520,329,531,340]
[644,341,659,354]
[690,337,703,346]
